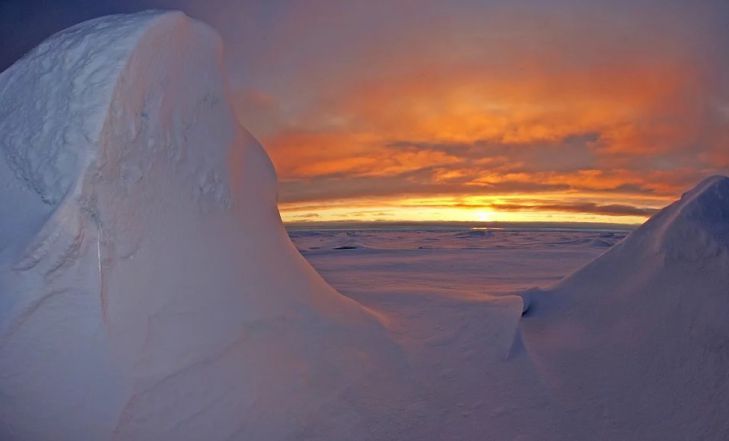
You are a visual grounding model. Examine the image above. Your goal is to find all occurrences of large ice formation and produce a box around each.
[0,11,400,441]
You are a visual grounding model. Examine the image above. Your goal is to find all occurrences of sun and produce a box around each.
[474,210,494,222]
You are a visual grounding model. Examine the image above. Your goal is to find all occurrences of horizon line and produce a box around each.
[284,219,640,231]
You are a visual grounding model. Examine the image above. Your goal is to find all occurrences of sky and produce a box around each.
[2,0,728,224]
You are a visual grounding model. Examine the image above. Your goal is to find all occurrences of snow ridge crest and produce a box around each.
[0,11,176,206]
[647,175,729,261]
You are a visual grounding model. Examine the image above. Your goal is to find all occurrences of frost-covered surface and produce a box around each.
[2,9,728,441]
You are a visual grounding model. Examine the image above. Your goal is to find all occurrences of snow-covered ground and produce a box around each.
[2,9,729,441]
[289,227,632,440]
[291,227,628,298]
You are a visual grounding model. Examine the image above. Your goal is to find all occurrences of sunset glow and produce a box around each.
[217,1,729,224]
[164,0,729,223]
[279,193,662,225]
[1,1,727,224]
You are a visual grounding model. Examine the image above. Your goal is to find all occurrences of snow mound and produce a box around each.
[640,175,729,261]
[521,175,729,440]
[0,11,402,441]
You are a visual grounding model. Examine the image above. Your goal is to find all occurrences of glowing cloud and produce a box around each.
[4,0,726,223]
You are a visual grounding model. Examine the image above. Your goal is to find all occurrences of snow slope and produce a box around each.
[521,175,729,440]
[0,11,403,441]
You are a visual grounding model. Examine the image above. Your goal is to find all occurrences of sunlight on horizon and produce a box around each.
[278,193,667,225]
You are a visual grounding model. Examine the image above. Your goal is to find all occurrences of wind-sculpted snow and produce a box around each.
[0,11,405,441]
[0,12,163,256]
[521,175,729,440]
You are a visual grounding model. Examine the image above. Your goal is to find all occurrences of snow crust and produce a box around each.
[0,11,400,441]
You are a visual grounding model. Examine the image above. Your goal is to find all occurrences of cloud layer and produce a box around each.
[3,0,728,222]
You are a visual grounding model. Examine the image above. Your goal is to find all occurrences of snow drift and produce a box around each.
[521,175,729,440]
[0,11,402,441]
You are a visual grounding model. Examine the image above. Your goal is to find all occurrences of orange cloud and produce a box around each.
[228,1,729,223]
